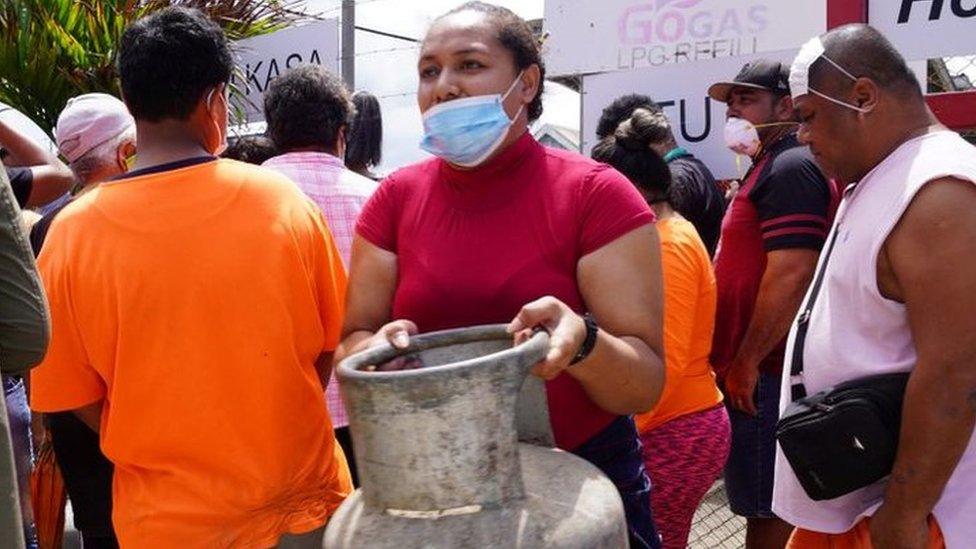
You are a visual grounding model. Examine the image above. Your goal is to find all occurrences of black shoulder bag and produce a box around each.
[775,226,910,501]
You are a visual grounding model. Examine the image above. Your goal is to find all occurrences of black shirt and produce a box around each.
[666,151,726,257]
[5,167,32,208]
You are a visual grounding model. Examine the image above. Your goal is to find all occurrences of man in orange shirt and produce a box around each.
[29,7,352,547]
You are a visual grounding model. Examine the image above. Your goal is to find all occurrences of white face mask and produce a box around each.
[790,37,871,113]
[419,72,525,168]
[724,117,797,158]
[724,117,761,157]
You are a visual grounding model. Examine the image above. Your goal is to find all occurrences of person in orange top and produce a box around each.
[593,107,731,549]
[29,8,351,547]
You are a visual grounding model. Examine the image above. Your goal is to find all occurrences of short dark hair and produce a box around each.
[438,2,546,121]
[345,91,383,171]
[595,94,661,140]
[118,7,233,122]
[222,135,279,165]
[813,24,922,99]
[263,65,353,153]
[591,108,672,203]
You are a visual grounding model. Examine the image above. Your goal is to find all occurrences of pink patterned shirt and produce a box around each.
[263,151,377,428]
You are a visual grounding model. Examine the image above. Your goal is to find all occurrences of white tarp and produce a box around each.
[0,102,56,152]
[544,0,826,77]
[869,0,976,61]
[231,20,341,124]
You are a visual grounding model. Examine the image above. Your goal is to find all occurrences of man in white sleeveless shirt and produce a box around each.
[773,24,976,548]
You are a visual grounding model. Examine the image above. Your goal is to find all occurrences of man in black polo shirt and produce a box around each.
[707,60,838,549]
[596,94,725,256]
[0,119,74,209]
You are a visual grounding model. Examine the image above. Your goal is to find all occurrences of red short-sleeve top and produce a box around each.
[356,132,655,449]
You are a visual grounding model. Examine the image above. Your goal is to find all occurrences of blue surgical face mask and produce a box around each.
[419,72,525,168]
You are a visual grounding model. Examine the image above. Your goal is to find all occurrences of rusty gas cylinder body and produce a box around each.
[324,325,627,548]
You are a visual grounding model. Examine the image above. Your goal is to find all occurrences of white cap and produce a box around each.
[55,93,135,163]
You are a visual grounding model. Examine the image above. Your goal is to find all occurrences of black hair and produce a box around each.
[438,1,546,121]
[221,135,279,165]
[118,7,233,122]
[813,24,922,99]
[263,64,353,153]
[345,90,383,173]
[595,94,662,140]
[591,108,672,203]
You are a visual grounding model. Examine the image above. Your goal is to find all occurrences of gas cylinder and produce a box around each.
[324,325,627,548]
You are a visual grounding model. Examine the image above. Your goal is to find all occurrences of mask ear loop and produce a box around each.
[205,87,228,155]
[502,70,526,102]
[808,53,872,114]
[808,88,871,113]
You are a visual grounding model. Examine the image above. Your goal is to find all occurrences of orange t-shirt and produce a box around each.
[635,216,723,433]
[30,158,352,548]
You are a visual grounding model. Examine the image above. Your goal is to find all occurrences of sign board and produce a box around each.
[869,0,976,60]
[581,50,798,180]
[544,0,826,77]
[581,52,928,180]
[231,20,340,123]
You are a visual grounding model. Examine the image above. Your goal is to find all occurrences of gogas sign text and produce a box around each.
[617,0,769,69]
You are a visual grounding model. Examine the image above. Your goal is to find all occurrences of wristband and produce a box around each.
[570,313,599,366]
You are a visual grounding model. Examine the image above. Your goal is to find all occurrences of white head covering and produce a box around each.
[55,93,135,163]
[789,36,869,113]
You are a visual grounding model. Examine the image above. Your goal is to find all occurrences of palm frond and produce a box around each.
[0,0,305,134]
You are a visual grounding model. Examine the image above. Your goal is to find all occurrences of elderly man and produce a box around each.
[773,24,976,549]
[28,92,136,549]
[31,93,136,250]
[262,65,378,485]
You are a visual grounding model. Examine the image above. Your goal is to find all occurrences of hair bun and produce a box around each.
[613,119,651,152]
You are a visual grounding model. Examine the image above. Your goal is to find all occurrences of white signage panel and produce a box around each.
[544,0,826,76]
[581,53,928,181]
[231,20,341,123]
[869,0,976,60]
[581,50,798,180]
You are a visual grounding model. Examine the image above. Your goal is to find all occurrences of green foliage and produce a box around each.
[0,0,305,134]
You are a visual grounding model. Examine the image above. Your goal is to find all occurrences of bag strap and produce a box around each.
[789,225,841,401]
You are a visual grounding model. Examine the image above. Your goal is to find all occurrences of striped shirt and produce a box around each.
[264,151,377,427]
[711,133,838,378]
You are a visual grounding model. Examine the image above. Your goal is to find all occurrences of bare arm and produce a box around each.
[870,178,976,548]
[334,236,410,364]
[510,225,665,415]
[0,163,49,375]
[0,120,74,207]
[724,248,817,414]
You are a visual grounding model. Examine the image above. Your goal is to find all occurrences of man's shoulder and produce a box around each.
[216,158,304,196]
[766,140,818,174]
[669,155,717,185]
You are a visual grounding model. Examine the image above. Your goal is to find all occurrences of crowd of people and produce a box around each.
[0,1,973,548]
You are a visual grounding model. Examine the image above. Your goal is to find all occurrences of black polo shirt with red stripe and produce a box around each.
[711,132,838,378]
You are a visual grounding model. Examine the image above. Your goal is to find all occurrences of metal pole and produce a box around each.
[341,0,355,89]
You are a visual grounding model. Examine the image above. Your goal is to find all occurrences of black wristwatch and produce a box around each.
[570,313,599,366]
